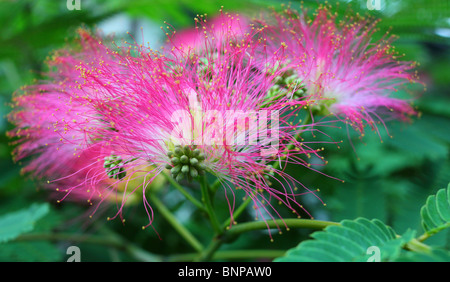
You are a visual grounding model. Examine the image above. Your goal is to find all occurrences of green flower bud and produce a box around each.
[193,148,201,157]
[196,163,207,171]
[180,155,189,164]
[171,157,180,165]
[174,146,183,156]
[175,173,184,182]
[181,165,190,174]
[190,167,198,178]
[190,158,199,166]
[171,165,181,175]
[167,146,207,182]
[183,145,191,156]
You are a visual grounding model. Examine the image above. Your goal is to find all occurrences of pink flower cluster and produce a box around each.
[257,5,421,135]
[8,6,420,230]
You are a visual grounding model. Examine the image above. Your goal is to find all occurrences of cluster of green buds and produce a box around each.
[284,73,307,100]
[165,145,207,182]
[266,63,338,116]
[197,55,219,82]
[103,154,127,180]
[265,63,307,107]
[267,70,306,99]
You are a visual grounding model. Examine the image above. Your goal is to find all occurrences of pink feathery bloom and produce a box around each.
[257,5,423,136]
[81,14,331,233]
[164,10,250,55]
[8,15,332,235]
[8,29,160,224]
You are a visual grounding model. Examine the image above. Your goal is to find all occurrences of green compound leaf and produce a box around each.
[274,218,414,262]
[0,203,50,243]
[420,183,450,238]
[395,248,450,262]
[0,241,62,262]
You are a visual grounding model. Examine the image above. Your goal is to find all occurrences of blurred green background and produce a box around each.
[0,0,449,261]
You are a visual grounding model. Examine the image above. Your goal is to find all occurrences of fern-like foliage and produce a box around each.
[274,218,415,262]
[276,183,450,262]
[420,183,450,238]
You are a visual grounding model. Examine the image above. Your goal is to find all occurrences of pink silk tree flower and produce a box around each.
[257,5,423,136]
[7,29,160,225]
[8,19,331,235]
[72,14,330,233]
[164,10,250,55]
[84,16,331,233]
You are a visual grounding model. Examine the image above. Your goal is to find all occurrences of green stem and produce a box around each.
[220,112,310,229]
[15,232,161,262]
[200,175,222,235]
[195,236,223,262]
[222,193,254,229]
[273,113,312,171]
[169,249,286,262]
[210,178,222,194]
[15,231,287,262]
[15,232,122,247]
[149,193,204,253]
[161,171,205,212]
[416,233,429,242]
[404,225,450,243]
[197,218,338,261]
[201,113,317,260]
[225,218,339,239]
[405,238,432,254]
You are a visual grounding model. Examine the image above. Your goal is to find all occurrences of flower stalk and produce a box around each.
[200,175,222,235]
[149,193,204,253]
[160,171,205,212]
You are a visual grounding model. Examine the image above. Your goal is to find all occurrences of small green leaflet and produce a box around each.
[0,203,50,243]
[274,218,415,262]
[395,249,450,262]
[420,183,450,237]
